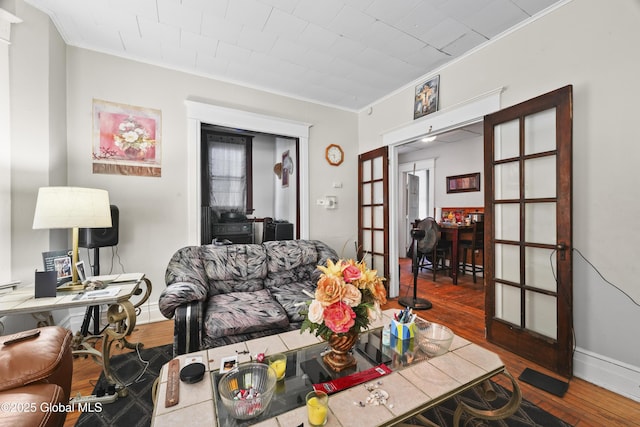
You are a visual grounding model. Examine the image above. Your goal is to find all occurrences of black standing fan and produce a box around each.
[399,219,437,310]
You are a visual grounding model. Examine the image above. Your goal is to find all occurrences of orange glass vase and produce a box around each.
[322,331,358,372]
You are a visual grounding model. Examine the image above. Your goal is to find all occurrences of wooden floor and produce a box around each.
[65,258,640,426]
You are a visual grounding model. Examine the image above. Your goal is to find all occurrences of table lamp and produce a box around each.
[32,187,112,286]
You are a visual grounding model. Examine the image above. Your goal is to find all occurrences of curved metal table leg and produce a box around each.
[132,278,152,311]
[453,369,522,427]
[101,300,140,396]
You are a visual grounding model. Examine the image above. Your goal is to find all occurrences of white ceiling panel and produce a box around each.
[328,5,376,41]
[293,0,345,28]
[442,31,487,57]
[156,0,202,32]
[257,0,298,14]
[364,0,422,25]
[298,23,340,51]
[237,26,277,54]
[225,0,272,29]
[201,15,241,44]
[463,0,530,38]
[263,8,308,40]
[195,52,229,75]
[182,0,228,16]
[25,0,565,110]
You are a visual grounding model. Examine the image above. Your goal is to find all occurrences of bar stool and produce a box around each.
[459,221,484,283]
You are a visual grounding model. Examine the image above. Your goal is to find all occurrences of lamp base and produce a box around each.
[57,281,86,292]
[398,296,432,310]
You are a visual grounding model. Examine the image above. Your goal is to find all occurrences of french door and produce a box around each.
[484,86,573,378]
[358,147,389,285]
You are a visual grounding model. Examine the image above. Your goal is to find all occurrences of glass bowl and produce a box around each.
[416,322,454,357]
[218,362,277,420]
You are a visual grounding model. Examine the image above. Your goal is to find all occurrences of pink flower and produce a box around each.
[342,265,361,283]
[323,302,356,334]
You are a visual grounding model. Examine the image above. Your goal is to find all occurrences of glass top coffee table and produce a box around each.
[152,310,522,427]
[211,328,418,426]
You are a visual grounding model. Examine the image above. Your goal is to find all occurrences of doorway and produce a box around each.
[185,101,311,246]
[397,159,435,256]
[199,124,299,245]
[386,89,503,298]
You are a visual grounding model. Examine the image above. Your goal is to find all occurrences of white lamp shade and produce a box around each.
[33,187,112,229]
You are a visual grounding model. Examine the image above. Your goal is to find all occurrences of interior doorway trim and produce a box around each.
[384,87,503,298]
[185,100,312,245]
[398,158,435,256]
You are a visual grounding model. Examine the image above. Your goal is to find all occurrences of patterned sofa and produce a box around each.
[159,240,338,355]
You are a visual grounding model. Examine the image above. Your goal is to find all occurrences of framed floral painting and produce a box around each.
[92,99,162,177]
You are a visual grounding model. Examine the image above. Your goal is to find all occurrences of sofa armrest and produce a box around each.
[159,281,208,319]
[173,301,203,355]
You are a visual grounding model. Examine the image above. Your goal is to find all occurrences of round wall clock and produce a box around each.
[325,144,344,166]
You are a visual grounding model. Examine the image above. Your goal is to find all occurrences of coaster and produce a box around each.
[519,368,569,397]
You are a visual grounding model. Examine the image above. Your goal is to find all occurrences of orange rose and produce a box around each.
[315,275,345,306]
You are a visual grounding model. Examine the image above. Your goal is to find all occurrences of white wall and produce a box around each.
[0,10,12,286]
[359,0,640,400]
[274,137,297,225]
[3,1,70,332]
[252,134,276,219]
[399,136,484,213]
[61,49,357,320]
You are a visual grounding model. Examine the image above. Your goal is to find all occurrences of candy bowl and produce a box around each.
[416,322,454,357]
[218,363,277,419]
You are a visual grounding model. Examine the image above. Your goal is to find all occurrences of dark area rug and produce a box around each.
[417,380,573,426]
[75,344,173,427]
[77,345,571,427]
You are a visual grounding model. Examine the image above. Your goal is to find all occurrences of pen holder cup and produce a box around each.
[390,319,416,340]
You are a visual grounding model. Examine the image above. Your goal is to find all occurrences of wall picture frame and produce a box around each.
[446,172,481,193]
[414,75,440,119]
[92,99,162,177]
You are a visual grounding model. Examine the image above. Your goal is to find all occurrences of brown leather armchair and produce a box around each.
[0,326,73,427]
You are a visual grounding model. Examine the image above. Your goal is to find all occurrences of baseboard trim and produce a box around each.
[574,346,640,402]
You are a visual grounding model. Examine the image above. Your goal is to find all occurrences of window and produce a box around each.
[201,129,253,213]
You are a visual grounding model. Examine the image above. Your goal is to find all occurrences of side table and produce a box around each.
[0,273,152,397]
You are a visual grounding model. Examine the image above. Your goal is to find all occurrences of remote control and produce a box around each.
[3,329,40,346]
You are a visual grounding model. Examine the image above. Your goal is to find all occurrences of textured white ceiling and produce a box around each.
[25,0,563,111]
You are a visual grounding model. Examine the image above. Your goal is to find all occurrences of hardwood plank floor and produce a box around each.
[65,259,640,426]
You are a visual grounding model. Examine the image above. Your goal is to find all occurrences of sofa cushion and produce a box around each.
[263,240,320,290]
[203,288,289,339]
[201,244,267,295]
[267,281,317,322]
[264,240,319,273]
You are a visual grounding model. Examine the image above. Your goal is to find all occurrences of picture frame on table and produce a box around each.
[446,172,481,193]
[76,261,87,282]
[42,249,73,285]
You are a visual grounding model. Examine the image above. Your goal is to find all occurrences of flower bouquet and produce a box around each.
[113,116,155,159]
[301,259,387,371]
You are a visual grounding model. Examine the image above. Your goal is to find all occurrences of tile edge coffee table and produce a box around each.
[152,309,521,427]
